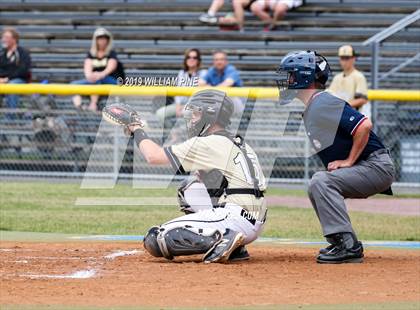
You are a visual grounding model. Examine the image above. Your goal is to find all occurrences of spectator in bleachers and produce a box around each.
[251,0,303,31]
[0,27,31,114]
[156,48,207,130]
[200,50,242,87]
[200,0,258,32]
[200,50,244,114]
[71,27,123,111]
[328,45,370,117]
[229,0,258,31]
[199,0,224,24]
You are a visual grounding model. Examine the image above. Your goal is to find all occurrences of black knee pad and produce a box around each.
[144,225,222,260]
[143,226,163,257]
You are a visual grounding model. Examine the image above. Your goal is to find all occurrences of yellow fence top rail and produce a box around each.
[0,84,419,101]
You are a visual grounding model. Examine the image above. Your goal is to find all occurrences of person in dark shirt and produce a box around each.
[303,92,385,167]
[0,27,31,113]
[276,51,395,264]
[71,27,123,111]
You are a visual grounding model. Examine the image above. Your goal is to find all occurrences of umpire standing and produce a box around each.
[276,51,395,264]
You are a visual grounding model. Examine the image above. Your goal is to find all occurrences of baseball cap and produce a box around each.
[93,27,111,38]
[338,45,356,57]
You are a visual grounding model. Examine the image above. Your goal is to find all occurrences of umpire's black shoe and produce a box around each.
[228,245,250,262]
[317,241,364,264]
[203,229,245,264]
[319,243,335,255]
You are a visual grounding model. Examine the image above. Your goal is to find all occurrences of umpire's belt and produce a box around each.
[224,188,265,198]
[370,148,390,157]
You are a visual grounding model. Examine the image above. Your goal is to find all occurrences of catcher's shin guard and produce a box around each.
[153,226,223,260]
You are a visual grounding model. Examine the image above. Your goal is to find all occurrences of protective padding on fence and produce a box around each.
[1,84,420,101]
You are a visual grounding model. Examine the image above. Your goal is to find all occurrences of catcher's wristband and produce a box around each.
[133,128,149,146]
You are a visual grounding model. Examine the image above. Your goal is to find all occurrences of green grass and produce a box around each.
[1,181,419,241]
[268,187,420,199]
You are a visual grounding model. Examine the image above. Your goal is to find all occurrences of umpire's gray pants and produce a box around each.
[308,149,395,236]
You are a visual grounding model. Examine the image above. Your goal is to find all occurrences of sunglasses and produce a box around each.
[186,55,199,60]
[339,56,353,60]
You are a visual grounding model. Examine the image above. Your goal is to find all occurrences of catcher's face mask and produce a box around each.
[183,104,210,138]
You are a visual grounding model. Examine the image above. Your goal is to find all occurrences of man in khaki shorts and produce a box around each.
[251,0,303,31]
[328,45,371,117]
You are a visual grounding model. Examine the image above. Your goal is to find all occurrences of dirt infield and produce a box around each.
[1,241,419,308]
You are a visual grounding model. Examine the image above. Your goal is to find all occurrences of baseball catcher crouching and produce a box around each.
[102,89,267,263]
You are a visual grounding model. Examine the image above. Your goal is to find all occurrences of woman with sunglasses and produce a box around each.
[156,48,207,142]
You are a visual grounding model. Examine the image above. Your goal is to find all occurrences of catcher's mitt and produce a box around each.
[102,103,145,128]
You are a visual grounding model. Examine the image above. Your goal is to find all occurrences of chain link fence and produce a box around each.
[362,11,420,185]
[1,92,419,186]
[375,101,420,184]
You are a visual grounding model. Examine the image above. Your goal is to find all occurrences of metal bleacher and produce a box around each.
[1,0,419,86]
[0,0,419,180]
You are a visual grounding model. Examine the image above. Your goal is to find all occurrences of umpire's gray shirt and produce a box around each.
[304,91,395,236]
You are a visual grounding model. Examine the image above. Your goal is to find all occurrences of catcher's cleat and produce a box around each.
[317,241,364,264]
[203,229,245,264]
[228,245,250,262]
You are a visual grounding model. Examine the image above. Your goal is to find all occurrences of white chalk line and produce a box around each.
[10,249,143,280]
[104,249,143,260]
[4,260,29,263]
[18,256,97,260]
[2,255,97,261]
[21,269,97,279]
[0,248,40,252]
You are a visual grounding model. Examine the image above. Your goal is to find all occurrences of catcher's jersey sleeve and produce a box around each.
[164,136,227,173]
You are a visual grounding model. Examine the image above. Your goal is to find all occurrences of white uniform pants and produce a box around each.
[162,182,265,244]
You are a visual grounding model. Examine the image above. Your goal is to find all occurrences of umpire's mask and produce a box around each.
[183,89,234,138]
[276,50,331,105]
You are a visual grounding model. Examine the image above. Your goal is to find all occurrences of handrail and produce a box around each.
[379,52,420,82]
[363,9,420,45]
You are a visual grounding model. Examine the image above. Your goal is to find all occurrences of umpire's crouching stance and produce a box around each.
[276,51,395,264]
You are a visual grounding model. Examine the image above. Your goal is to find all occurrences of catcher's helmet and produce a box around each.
[184,89,234,138]
[276,50,331,105]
